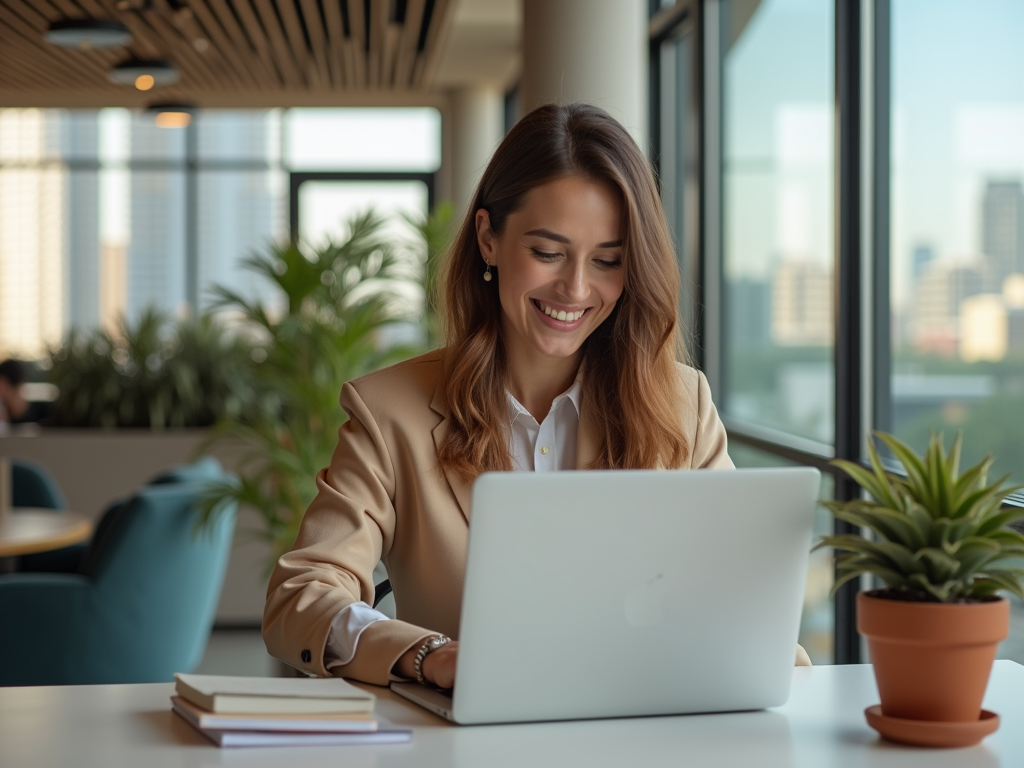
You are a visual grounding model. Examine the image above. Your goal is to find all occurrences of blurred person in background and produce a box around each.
[0,359,52,425]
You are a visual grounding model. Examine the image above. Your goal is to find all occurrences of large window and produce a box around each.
[721,0,835,445]
[890,0,1024,496]
[653,0,1024,664]
[0,108,440,359]
[890,0,1024,665]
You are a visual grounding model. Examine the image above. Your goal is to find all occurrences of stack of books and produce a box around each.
[171,673,412,748]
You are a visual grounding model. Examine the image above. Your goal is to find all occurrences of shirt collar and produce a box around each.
[506,370,583,424]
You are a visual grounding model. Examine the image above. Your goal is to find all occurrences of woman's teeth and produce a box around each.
[538,302,584,322]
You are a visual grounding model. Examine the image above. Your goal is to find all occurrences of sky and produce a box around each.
[723,0,1024,307]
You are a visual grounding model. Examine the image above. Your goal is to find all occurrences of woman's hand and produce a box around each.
[795,643,812,666]
[394,639,460,689]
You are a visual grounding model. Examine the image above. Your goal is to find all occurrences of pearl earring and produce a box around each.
[483,263,493,282]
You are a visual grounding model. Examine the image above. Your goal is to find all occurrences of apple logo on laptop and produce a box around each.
[624,573,667,627]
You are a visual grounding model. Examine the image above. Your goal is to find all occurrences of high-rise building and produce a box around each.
[771,260,832,346]
[195,112,279,313]
[910,260,984,356]
[727,277,772,349]
[0,109,65,358]
[911,243,935,282]
[126,116,187,320]
[981,179,1024,281]
[62,112,102,332]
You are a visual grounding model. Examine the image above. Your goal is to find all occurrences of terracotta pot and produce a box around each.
[857,591,1009,722]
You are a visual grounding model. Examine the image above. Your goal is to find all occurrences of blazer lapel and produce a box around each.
[430,378,473,522]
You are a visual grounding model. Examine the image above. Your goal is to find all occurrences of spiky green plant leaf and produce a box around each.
[818,431,1024,602]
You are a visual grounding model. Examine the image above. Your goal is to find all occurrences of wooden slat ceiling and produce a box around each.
[0,0,463,107]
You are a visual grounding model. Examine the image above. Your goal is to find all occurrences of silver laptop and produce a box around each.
[392,467,820,724]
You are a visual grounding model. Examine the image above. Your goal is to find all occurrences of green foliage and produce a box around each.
[47,308,256,429]
[816,432,1024,602]
[195,210,427,564]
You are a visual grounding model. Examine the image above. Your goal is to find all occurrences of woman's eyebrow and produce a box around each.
[524,228,622,248]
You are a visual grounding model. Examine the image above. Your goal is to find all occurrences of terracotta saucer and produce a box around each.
[864,705,1000,748]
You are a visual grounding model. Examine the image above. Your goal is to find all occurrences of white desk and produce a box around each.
[2,662,1022,767]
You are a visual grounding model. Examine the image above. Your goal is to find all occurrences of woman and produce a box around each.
[263,103,805,688]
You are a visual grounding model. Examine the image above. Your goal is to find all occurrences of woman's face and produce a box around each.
[476,175,625,367]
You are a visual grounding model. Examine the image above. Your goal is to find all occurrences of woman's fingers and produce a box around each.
[795,643,812,666]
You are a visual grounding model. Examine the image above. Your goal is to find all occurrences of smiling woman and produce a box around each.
[476,175,625,419]
[262,103,748,691]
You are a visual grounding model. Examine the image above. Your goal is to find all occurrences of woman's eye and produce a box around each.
[595,258,622,270]
[529,247,559,260]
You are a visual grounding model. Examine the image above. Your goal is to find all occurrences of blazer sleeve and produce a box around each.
[690,369,734,469]
[262,381,435,684]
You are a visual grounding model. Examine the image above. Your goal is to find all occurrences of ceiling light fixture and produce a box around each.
[108,58,179,89]
[46,19,132,50]
[148,102,196,129]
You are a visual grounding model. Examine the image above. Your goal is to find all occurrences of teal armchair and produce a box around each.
[0,477,236,686]
[11,458,66,509]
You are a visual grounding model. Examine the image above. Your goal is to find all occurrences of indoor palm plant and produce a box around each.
[818,431,1024,747]
[195,210,426,564]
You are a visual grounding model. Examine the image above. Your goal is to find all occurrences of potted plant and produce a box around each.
[818,431,1024,748]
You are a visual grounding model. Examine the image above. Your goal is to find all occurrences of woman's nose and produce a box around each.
[559,261,587,301]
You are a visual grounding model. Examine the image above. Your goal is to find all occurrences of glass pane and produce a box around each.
[658,29,700,341]
[0,166,67,358]
[129,112,186,161]
[721,0,835,444]
[197,170,287,312]
[68,170,102,329]
[60,110,101,162]
[890,0,1024,664]
[730,444,835,665]
[126,171,187,318]
[297,179,429,248]
[196,110,282,163]
[285,108,441,171]
[0,108,62,164]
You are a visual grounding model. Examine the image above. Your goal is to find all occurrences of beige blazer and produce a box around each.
[262,350,734,685]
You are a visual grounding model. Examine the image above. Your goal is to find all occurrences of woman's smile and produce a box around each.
[475,174,625,372]
[531,299,589,326]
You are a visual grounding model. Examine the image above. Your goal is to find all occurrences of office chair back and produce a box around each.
[11,457,66,509]
[147,455,224,486]
[0,477,236,685]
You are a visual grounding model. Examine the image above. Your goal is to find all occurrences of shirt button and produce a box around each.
[540,446,549,455]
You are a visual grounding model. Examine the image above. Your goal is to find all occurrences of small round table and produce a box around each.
[0,508,93,558]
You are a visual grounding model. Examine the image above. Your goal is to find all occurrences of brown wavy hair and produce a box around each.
[437,103,688,480]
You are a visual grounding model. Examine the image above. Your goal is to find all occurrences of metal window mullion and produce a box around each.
[699,0,723,398]
[871,0,892,434]
[834,0,864,666]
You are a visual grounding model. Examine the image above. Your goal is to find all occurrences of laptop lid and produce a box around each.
[450,467,821,724]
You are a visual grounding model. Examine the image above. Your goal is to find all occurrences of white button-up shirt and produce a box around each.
[323,376,583,672]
